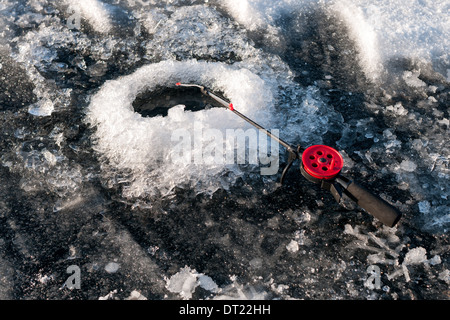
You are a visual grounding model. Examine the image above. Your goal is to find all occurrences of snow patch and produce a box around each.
[65,0,113,33]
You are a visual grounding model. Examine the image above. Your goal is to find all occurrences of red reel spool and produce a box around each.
[301,145,344,180]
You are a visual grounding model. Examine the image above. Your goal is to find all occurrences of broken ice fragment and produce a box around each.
[104,262,120,273]
[403,247,427,265]
[438,270,450,285]
[418,201,431,214]
[286,240,299,253]
[165,266,199,300]
[198,274,219,293]
[402,70,426,88]
[28,99,54,117]
[399,160,417,172]
[125,290,147,300]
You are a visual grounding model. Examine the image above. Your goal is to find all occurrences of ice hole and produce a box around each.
[132,86,226,118]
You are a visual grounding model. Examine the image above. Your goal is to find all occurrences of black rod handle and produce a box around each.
[345,181,402,227]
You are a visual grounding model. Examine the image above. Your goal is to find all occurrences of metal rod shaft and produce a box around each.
[176,83,297,155]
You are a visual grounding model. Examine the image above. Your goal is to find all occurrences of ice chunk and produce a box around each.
[438,270,450,285]
[125,290,147,300]
[286,240,299,253]
[42,150,58,167]
[28,99,55,117]
[198,274,219,293]
[104,262,120,273]
[87,61,108,77]
[165,266,200,300]
[213,279,268,300]
[403,247,427,265]
[385,103,408,116]
[402,70,426,88]
[165,266,220,299]
[418,201,431,214]
[399,160,417,172]
[428,255,441,266]
[98,290,117,300]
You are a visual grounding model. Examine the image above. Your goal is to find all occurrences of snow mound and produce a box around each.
[86,59,276,200]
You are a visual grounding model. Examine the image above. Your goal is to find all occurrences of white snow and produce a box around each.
[329,0,382,80]
[65,0,113,33]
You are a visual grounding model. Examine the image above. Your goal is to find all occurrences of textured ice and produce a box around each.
[221,0,449,80]
[10,25,75,117]
[403,70,427,88]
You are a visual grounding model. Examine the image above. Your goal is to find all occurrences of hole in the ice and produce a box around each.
[132,86,226,118]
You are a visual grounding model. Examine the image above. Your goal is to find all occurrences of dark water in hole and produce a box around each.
[133,86,225,117]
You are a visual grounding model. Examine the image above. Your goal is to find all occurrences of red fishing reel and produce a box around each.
[295,144,401,227]
[301,145,344,182]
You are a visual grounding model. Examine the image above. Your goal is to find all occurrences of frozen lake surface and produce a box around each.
[0,0,448,299]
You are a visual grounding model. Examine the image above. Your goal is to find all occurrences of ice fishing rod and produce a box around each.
[176,83,402,227]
